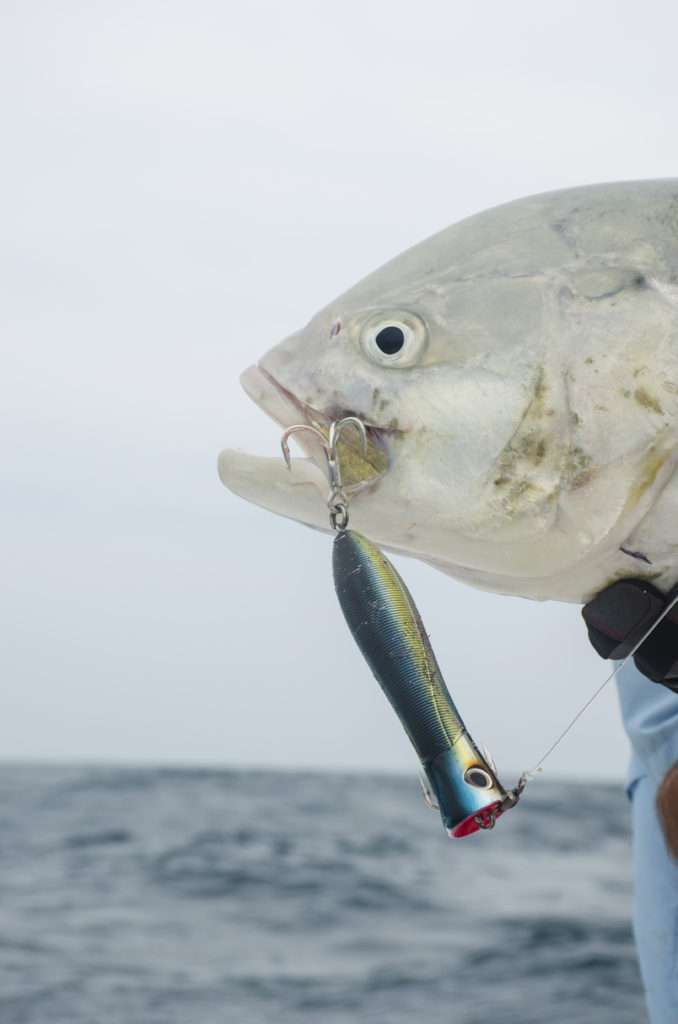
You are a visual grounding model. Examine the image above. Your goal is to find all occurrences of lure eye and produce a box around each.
[464,766,493,789]
[359,310,427,368]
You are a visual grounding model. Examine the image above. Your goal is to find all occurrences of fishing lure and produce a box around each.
[282,417,524,837]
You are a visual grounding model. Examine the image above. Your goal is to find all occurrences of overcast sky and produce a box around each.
[2,1,677,781]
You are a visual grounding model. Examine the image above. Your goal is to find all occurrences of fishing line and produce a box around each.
[523,590,678,780]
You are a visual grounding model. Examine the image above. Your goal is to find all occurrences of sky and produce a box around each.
[2,0,678,780]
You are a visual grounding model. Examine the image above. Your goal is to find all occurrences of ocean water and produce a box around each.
[0,765,645,1024]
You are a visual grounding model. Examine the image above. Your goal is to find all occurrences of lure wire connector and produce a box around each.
[493,767,535,821]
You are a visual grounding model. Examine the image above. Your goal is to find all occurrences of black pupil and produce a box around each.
[375,325,405,354]
[468,769,489,788]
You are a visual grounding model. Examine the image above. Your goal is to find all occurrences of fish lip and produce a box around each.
[256,366,385,435]
[241,364,391,490]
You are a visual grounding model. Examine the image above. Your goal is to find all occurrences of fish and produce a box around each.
[332,528,512,837]
[219,180,678,603]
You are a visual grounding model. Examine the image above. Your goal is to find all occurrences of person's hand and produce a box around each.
[656,761,678,859]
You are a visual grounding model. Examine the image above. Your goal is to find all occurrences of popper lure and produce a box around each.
[281,417,525,837]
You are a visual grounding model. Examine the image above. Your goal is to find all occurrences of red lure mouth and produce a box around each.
[448,801,504,838]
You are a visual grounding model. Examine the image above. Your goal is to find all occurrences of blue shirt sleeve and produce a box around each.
[617,660,678,791]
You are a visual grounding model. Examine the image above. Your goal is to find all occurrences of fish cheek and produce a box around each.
[490,368,565,519]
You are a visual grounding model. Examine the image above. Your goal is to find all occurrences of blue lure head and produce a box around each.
[423,741,512,838]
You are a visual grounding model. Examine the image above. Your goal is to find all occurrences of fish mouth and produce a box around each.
[238,364,390,492]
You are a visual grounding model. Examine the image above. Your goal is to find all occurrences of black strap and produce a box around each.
[582,579,678,691]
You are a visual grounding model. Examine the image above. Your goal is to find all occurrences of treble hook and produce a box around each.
[419,774,440,812]
[280,416,368,531]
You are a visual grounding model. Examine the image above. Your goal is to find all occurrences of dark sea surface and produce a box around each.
[0,765,645,1024]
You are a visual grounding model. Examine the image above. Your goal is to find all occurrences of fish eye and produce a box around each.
[375,325,405,354]
[359,310,427,368]
[464,767,493,789]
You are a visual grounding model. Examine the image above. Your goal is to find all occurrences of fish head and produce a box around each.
[219,213,549,568]
[220,182,678,601]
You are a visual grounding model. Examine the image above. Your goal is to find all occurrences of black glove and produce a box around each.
[582,579,678,692]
